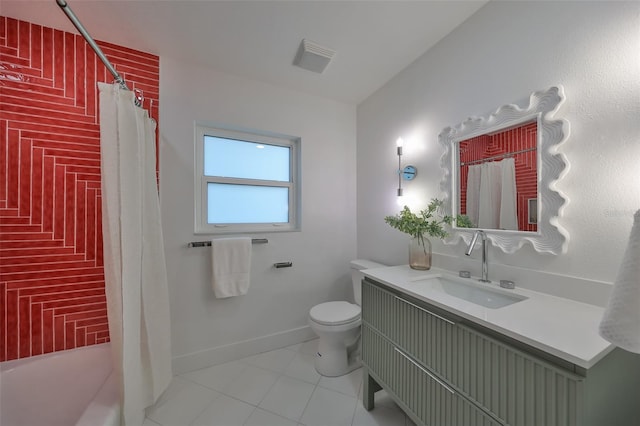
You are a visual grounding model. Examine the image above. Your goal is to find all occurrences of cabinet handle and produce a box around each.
[395,296,455,325]
[394,347,455,394]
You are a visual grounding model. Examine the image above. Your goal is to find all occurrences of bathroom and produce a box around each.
[1,1,639,425]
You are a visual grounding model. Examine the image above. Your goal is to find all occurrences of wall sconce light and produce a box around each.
[396,137,417,197]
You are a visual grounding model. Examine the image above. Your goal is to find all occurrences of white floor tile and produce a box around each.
[356,383,411,425]
[221,365,280,405]
[296,338,319,355]
[300,386,359,426]
[143,343,413,426]
[244,407,299,426]
[283,352,322,384]
[352,401,407,426]
[191,394,255,426]
[258,375,316,422]
[242,347,298,373]
[284,342,302,352]
[376,390,403,408]
[152,375,192,406]
[357,387,402,409]
[146,377,219,426]
[317,367,362,397]
[181,360,247,392]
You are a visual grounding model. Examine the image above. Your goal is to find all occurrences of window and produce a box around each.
[195,124,300,234]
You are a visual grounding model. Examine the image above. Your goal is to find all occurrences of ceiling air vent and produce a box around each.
[293,39,335,74]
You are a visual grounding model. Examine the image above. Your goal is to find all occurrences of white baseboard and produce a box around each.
[171,325,316,375]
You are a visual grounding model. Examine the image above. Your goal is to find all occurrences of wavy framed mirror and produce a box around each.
[439,86,570,254]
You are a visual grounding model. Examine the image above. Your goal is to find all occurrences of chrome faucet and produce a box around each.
[465,230,490,283]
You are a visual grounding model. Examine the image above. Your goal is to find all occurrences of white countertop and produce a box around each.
[363,265,614,369]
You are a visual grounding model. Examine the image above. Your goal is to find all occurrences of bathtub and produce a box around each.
[0,343,120,426]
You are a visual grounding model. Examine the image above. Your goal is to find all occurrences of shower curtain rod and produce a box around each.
[56,0,141,105]
[460,147,536,166]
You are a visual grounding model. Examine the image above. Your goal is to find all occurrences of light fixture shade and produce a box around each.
[293,39,335,74]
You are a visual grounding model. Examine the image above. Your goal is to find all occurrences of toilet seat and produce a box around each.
[309,301,361,326]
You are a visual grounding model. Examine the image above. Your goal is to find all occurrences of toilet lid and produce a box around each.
[310,301,361,326]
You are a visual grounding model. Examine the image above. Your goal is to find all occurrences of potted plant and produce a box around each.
[384,199,453,270]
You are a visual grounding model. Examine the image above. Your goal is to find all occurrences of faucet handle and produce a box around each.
[499,280,515,289]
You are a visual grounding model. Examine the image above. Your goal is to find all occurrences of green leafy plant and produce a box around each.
[384,199,453,239]
[455,214,476,229]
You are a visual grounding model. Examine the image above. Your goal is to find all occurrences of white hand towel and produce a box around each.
[599,210,640,354]
[211,237,252,298]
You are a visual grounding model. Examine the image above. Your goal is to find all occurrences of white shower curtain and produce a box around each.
[477,162,502,229]
[499,158,518,230]
[468,159,518,230]
[98,82,172,426]
[466,165,481,227]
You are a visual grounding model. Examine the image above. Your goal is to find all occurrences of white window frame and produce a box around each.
[194,123,301,234]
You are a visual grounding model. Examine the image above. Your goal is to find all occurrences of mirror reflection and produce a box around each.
[439,86,569,254]
[457,120,537,232]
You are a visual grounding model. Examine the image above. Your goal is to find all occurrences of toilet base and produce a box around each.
[314,334,361,377]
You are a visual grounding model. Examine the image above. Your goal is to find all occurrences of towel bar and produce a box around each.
[187,239,268,248]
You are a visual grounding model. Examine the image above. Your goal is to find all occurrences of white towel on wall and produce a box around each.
[499,158,518,230]
[599,210,640,354]
[211,237,252,298]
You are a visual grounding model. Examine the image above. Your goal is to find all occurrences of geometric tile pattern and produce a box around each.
[0,17,159,361]
[458,122,538,232]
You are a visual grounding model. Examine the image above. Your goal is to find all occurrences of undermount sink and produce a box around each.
[410,274,527,309]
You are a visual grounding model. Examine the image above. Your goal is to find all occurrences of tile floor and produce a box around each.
[144,339,417,426]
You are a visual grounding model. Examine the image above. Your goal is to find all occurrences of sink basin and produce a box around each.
[411,274,527,309]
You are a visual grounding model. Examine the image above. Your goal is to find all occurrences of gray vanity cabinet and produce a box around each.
[363,326,502,426]
[362,278,640,426]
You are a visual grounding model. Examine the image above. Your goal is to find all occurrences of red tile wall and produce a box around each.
[459,122,537,232]
[0,17,159,361]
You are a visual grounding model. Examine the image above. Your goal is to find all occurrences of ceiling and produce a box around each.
[1,0,487,104]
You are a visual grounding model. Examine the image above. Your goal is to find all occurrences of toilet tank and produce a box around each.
[350,259,386,305]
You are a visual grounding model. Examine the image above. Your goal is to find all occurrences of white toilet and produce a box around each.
[308,259,385,377]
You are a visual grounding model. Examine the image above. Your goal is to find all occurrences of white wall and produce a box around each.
[357,2,640,291]
[160,57,357,372]
[156,0,639,371]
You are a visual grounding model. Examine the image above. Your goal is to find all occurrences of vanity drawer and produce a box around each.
[362,278,458,377]
[362,278,583,426]
[362,325,503,426]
